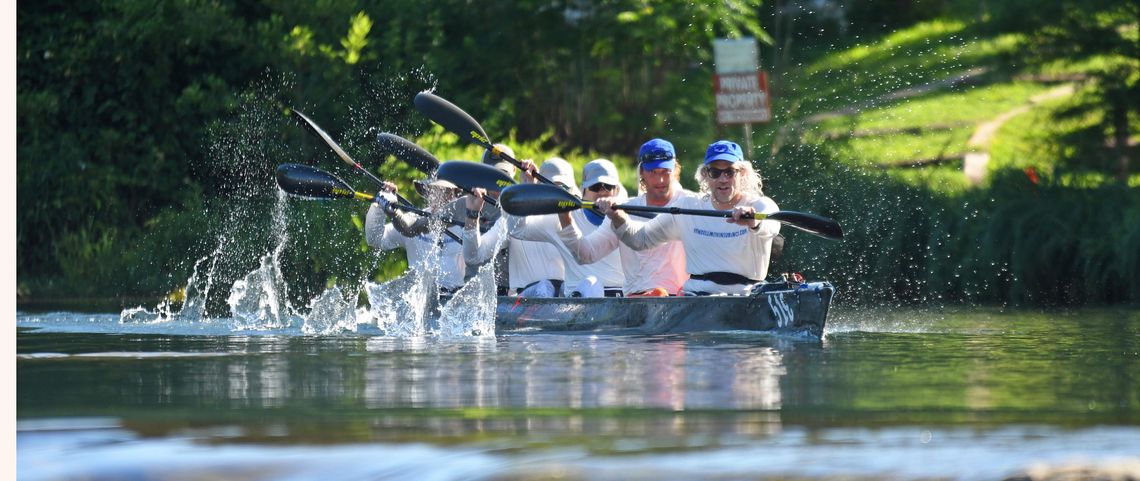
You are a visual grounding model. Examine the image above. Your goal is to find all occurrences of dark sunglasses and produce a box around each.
[705,166,739,179]
[638,152,674,163]
[587,183,616,193]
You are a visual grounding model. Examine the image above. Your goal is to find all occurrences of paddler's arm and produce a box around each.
[557,216,620,264]
[735,197,781,237]
[596,197,677,251]
[371,181,428,237]
[365,194,408,251]
[461,187,502,264]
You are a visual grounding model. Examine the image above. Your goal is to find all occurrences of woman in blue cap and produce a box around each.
[594,140,781,296]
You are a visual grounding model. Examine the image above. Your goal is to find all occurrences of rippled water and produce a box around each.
[16,306,1140,481]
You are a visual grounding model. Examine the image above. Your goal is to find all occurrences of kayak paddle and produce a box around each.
[375,132,499,206]
[275,164,467,233]
[499,183,844,241]
[293,110,420,209]
[375,132,439,174]
[434,160,517,193]
[412,91,651,218]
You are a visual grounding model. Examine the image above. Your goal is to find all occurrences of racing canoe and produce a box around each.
[493,281,834,338]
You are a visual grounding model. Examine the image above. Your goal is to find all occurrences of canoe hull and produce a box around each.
[495,281,834,338]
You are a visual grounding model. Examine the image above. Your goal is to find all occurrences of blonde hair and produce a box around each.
[696,161,764,199]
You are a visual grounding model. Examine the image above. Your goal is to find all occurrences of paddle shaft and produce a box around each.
[295,111,421,209]
[584,201,765,220]
[371,194,465,228]
[368,192,468,244]
[584,201,842,240]
[464,134,559,186]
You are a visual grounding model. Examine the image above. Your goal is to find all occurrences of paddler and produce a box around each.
[365,179,466,292]
[502,158,627,297]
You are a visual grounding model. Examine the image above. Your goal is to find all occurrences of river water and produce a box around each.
[15,306,1140,481]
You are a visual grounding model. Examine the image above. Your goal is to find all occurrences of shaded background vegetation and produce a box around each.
[17,0,1139,308]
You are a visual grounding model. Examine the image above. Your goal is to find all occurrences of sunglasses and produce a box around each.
[587,183,616,193]
[705,166,739,179]
[638,152,674,163]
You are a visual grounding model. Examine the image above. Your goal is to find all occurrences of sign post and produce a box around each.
[712,38,770,159]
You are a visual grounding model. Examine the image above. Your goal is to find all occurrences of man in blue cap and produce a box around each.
[555,138,690,296]
[594,140,781,296]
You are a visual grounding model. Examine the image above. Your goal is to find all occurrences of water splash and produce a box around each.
[120,72,504,338]
[227,191,296,330]
[301,285,358,334]
[362,273,437,337]
[437,260,498,338]
[120,236,227,324]
[227,251,294,330]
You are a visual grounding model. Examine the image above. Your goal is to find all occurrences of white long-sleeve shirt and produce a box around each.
[557,191,689,295]
[508,212,625,291]
[613,192,781,295]
[365,203,465,290]
[508,238,565,290]
[462,214,565,291]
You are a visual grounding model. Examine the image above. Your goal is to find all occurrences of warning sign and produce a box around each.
[714,72,771,124]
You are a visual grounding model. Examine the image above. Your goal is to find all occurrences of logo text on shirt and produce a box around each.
[693,227,747,238]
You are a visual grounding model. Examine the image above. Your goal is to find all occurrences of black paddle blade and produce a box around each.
[500,183,583,216]
[375,132,440,174]
[435,160,517,193]
[276,164,357,200]
[413,92,492,148]
[768,211,844,241]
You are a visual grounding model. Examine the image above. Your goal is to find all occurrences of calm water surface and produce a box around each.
[16,306,1140,481]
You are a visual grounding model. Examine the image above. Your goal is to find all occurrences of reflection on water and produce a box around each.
[15,307,1140,480]
[15,332,789,415]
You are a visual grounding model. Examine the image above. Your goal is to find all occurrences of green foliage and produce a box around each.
[402,0,768,153]
[18,0,263,281]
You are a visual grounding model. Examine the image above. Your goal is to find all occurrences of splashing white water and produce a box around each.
[227,251,294,330]
[437,261,498,338]
[301,285,358,334]
[120,236,228,324]
[227,192,296,330]
[121,200,505,338]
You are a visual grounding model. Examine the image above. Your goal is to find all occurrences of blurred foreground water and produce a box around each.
[16,306,1140,481]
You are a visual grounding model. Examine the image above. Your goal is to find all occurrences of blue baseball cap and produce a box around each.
[638,138,676,171]
[704,140,744,164]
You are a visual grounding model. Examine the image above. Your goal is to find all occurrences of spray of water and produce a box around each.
[227,190,297,330]
[120,71,501,338]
